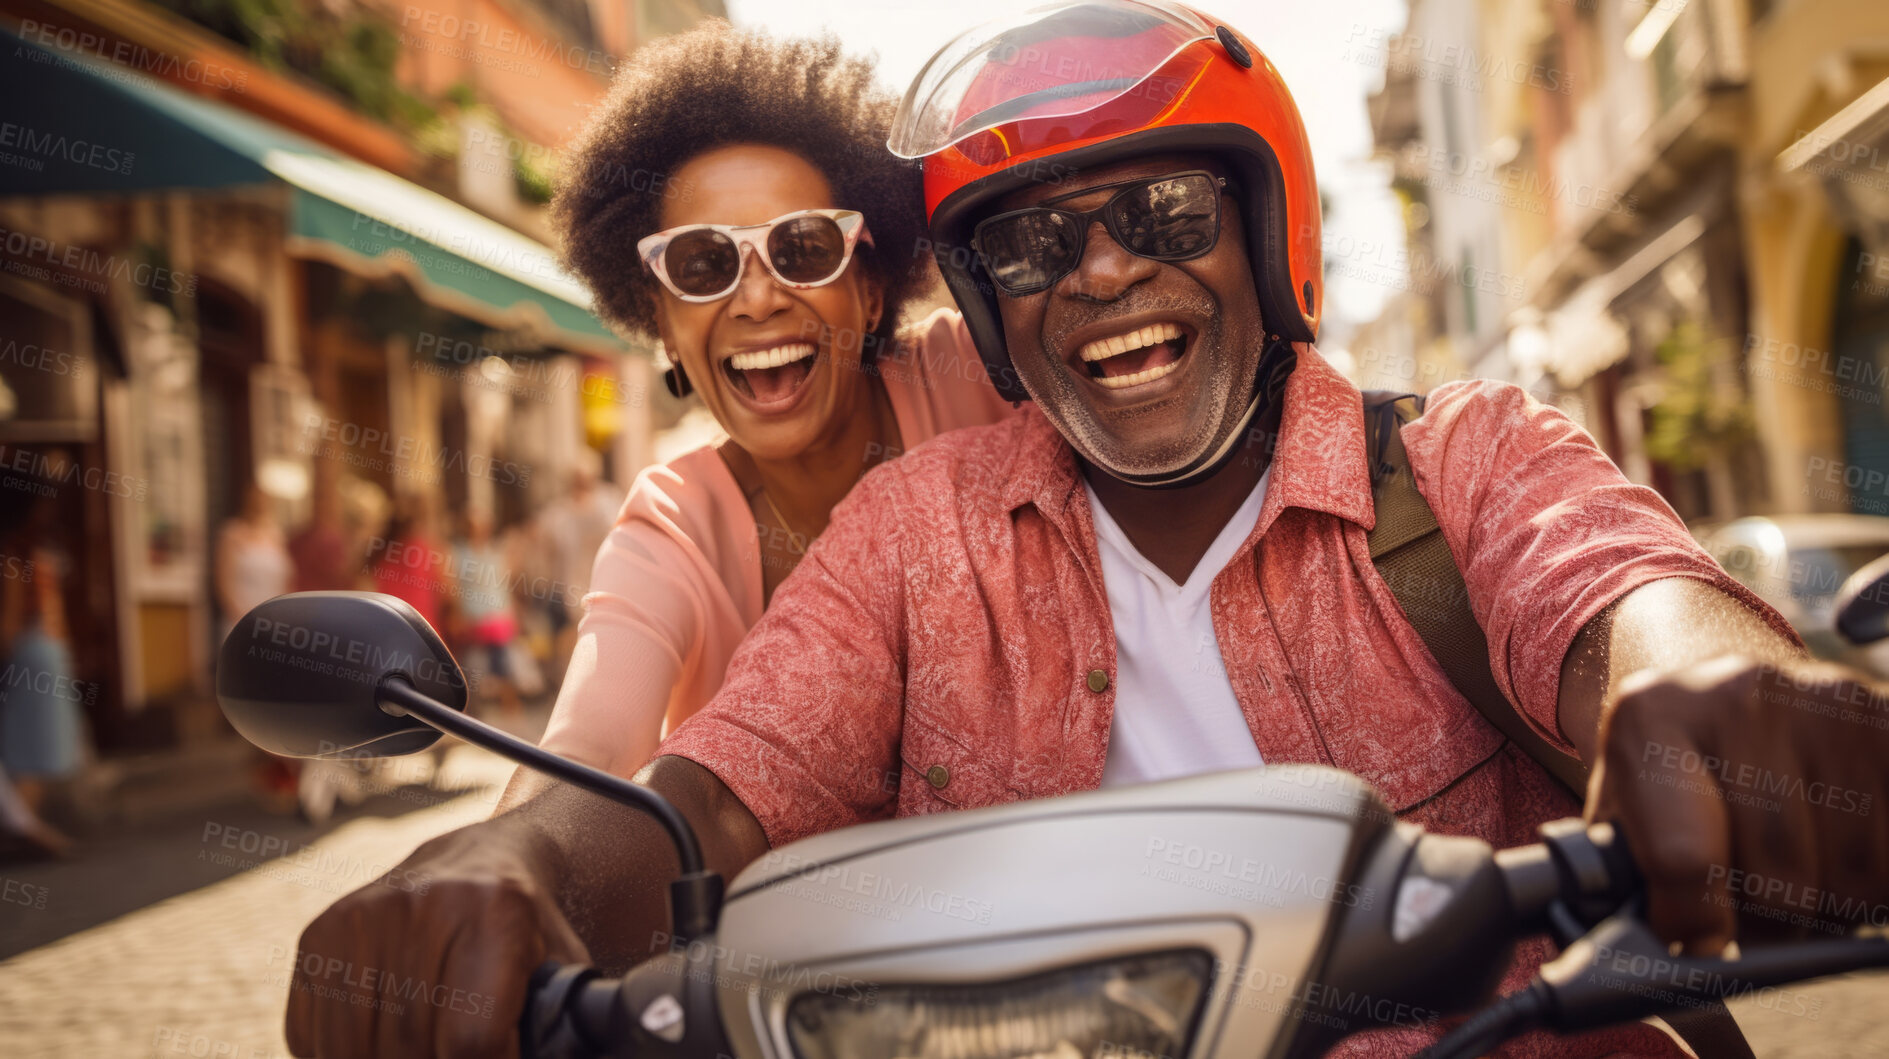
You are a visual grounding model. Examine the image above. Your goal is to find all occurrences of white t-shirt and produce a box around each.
[1086,471,1270,787]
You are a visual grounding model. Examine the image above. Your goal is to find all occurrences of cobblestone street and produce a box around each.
[0,745,511,1059]
[1,741,1884,1058]
[1727,971,1889,1059]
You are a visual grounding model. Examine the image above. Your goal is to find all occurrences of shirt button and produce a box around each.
[926,765,950,789]
[1087,669,1110,693]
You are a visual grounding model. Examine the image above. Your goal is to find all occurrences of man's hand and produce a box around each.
[285,814,586,1059]
[280,756,766,1058]
[1589,655,1889,955]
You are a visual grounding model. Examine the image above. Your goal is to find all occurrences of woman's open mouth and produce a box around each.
[1077,322,1188,390]
[722,342,818,409]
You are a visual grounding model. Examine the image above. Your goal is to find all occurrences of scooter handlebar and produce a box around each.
[1420,819,1889,1059]
[1494,819,1639,936]
[521,817,1888,1059]
[523,945,731,1059]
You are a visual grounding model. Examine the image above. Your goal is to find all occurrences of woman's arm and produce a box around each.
[494,606,690,812]
[497,474,734,811]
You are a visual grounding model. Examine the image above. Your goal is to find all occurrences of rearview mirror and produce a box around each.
[1834,554,1889,645]
[215,591,467,758]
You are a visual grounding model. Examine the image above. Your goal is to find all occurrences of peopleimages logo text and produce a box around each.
[399,8,613,76]
[0,445,148,501]
[246,616,467,691]
[300,414,531,487]
[14,19,250,92]
[0,227,195,296]
[0,122,134,175]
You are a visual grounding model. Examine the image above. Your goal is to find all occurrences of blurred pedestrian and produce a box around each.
[506,515,560,686]
[0,485,83,849]
[288,463,351,593]
[214,484,291,642]
[217,481,310,816]
[0,762,69,860]
[499,520,547,703]
[536,453,624,675]
[451,510,521,718]
[368,497,446,632]
[338,475,391,590]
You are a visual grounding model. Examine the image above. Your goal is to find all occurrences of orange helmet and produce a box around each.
[890,0,1321,402]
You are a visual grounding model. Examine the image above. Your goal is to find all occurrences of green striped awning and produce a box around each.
[0,27,623,353]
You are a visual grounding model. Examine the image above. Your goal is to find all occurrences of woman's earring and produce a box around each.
[664,364,692,398]
[658,341,692,398]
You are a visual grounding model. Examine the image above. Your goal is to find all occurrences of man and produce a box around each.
[286,7,1889,1057]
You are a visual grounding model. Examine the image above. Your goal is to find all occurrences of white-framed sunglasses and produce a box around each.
[637,209,874,303]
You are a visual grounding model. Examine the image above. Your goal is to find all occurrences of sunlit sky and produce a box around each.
[721,0,1412,342]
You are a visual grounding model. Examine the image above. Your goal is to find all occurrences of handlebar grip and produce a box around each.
[519,947,732,1059]
[1540,818,1637,902]
[520,961,608,1059]
[1494,819,1639,934]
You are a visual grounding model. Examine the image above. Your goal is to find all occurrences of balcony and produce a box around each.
[1527,0,1750,309]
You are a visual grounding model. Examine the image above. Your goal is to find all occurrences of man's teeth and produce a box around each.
[1078,322,1185,363]
[727,343,816,371]
[1094,359,1183,390]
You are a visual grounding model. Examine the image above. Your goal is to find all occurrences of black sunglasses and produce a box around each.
[971,171,1228,296]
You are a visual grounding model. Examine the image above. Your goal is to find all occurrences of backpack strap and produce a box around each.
[1360,391,1589,797]
[1361,392,1755,1059]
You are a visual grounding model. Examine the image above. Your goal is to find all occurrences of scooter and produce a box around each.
[215,588,1889,1059]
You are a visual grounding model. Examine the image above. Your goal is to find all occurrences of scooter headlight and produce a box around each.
[785,949,1213,1059]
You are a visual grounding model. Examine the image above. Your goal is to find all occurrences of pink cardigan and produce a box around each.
[537,309,1014,775]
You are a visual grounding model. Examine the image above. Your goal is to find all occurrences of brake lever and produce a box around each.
[1418,909,1889,1059]
[1530,910,1889,1034]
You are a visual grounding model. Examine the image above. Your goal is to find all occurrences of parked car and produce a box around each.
[1692,514,1889,676]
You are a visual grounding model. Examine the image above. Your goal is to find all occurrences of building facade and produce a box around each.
[1366,0,1889,526]
[0,0,716,778]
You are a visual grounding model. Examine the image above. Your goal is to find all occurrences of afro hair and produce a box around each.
[554,21,930,357]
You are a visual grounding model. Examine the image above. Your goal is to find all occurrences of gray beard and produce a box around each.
[1024,291,1264,482]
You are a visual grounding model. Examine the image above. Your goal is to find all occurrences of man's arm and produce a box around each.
[1555,577,1804,762]
[1404,381,1888,956]
[283,458,918,1057]
[1555,582,1889,958]
[536,756,770,972]
[285,756,763,1059]
[1398,380,1785,753]
[496,763,553,813]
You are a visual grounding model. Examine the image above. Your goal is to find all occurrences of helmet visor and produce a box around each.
[887,0,1216,160]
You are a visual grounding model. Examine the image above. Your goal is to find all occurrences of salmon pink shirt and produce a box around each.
[660,343,1793,1058]
[536,309,1014,775]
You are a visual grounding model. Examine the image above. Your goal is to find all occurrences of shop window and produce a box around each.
[251,364,315,525]
[0,279,96,442]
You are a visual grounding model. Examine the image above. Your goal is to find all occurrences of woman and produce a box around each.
[214,484,291,644]
[515,23,1010,791]
[0,487,83,851]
